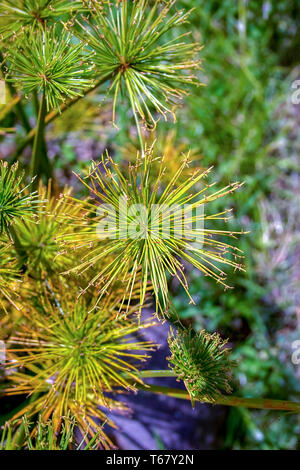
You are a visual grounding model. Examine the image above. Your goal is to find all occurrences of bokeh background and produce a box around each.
[1,0,300,450]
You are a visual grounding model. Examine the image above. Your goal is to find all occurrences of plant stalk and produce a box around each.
[133,107,145,158]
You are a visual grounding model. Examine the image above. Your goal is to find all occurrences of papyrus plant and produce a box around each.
[1,0,299,450]
[60,148,245,315]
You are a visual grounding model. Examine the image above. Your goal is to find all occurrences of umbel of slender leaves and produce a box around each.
[121,130,203,185]
[6,26,94,111]
[77,0,202,127]
[4,290,156,442]
[168,328,234,405]
[12,182,87,279]
[0,0,84,42]
[60,146,245,315]
[0,161,39,235]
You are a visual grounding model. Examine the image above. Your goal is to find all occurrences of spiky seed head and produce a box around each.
[5,291,156,438]
[6,26,94,111]
[168,328,234,404]
[78,0,202,127]
[0,161,40,235]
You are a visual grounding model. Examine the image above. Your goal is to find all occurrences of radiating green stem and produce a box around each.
[0,52,31,134]
[135,371,300,413]
[30,91,48,183]
[133,108,145,158]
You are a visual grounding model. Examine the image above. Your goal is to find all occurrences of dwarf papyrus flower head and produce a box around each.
[168,328,234,405]
[6,26,94,111]
[0,161,40,235]
[0,0,84,42]
[60,145,245,315]
[78,0,202,127]
[13,182,87,279]
[4,289,156,444]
